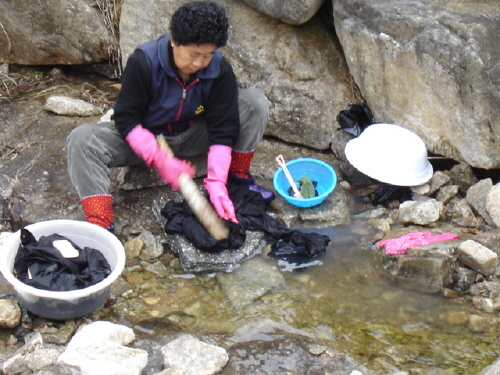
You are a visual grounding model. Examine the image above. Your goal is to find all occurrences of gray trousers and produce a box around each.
[66,88,270,199]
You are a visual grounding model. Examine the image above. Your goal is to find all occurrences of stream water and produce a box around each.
[109,220,500,375]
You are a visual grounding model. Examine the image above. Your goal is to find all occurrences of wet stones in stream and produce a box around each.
[223,320,375,375]
[0,317,375,375]
[216,257,285,310]
[373,238,459,293]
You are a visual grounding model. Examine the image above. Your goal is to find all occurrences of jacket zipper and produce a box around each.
[175,78,199,121]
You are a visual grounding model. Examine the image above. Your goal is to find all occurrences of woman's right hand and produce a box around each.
[125,124,195,190]
[154,152,195,191]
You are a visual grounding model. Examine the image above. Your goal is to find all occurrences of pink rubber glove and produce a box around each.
[377,231,459,255]
[204,145,238,223]
[126,125,195,190]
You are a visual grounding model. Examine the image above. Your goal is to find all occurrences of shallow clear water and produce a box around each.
[283,226,498,374]
[116,222,500,375]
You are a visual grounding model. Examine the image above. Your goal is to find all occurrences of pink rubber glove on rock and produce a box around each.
[126,125,195,191]
[204,145,238,223]
[377,231,459,255]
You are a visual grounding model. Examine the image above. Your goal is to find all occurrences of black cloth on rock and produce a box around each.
[371,183,412,205]
[337,103,374,137]
[269,231,331,264]
[14,229,111,291]
[160,199,246,252]
[161,185,330,262]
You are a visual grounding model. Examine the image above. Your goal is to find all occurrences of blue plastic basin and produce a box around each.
[273,158,337,208]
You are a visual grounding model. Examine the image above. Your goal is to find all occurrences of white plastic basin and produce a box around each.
[0,220,125,320]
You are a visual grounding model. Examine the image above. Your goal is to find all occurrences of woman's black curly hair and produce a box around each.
[169,1,229,48]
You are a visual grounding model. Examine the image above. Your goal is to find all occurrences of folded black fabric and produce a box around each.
[269,231,331,264]
[371,183,412,205]
[161,184,330,263]
[337,102,374,137]
[14,228,111,291]
[161,199,246,252]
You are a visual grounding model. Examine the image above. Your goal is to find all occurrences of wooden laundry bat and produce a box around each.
[156,134,229,241]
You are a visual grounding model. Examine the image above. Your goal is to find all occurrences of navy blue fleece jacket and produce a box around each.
[113,34,240,147]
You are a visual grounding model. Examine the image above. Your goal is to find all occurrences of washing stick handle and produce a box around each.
[157,135,229,241]
[276,155,304,199]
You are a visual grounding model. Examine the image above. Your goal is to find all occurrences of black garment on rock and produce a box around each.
[371,183,412,205]
[337,103,374,137]
[161,199,246,253]
[161,185,330,262]
[14,229,111,291]
[269,231,331,264]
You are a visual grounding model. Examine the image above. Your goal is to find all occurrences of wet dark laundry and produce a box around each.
[161,199,246,253]
[371,183,412,205]
[161,184,330,263]
[268,230,331,264]
[14,228,111,291]
[337,102,374,137]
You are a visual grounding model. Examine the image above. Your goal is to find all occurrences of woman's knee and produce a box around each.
[236,89,270,151]
[66,122,99,155]
[239,88,270,121]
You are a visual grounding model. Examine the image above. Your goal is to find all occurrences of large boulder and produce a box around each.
[239,0,325,25]
[0,0,114,65]
[334,0,500,169]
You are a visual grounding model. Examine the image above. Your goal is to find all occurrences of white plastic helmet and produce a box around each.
[344,123,433,186]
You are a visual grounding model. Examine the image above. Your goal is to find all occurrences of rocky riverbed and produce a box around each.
[2,67,500,375]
